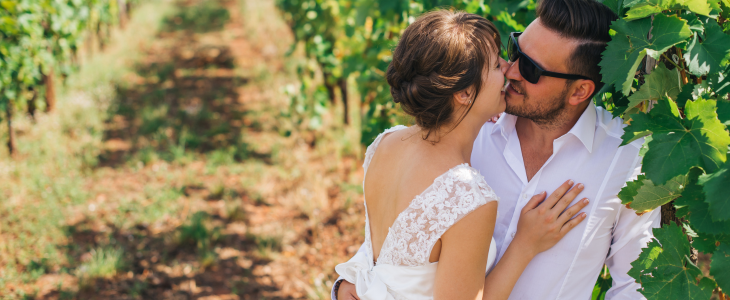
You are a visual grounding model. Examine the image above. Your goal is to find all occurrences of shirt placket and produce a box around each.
[498,133,571,259]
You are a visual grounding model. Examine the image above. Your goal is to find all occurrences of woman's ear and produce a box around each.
[453,87,473,106]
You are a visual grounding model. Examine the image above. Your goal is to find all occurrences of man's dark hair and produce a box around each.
[536,0,618,97]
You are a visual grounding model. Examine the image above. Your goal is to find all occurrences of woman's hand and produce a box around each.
[513,180,589,257]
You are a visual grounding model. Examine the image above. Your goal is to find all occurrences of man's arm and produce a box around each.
[331,243,367,300]
[605,164,661,300]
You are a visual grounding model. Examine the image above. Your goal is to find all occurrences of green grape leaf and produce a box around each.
[642,98,730,184]
[624,0,713,21]
[626,64,682,110]
[634,224,714,300]
[691,230,722,253]
[684,20,730,76]
[676,83,696,108]
[675,168,730,234]
[682,12,705,36]
[621,98,681,146]
[601,14,691,96]
[698,162,730,221]
[629,236,663,280]
[717,99,730,126]
[619,174,686,213]
[710,243,730,293]
[619,174,646,204]
[710,69,730,96]
[592,267,612,300]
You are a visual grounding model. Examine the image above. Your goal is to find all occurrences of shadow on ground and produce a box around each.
[99,0,268,168]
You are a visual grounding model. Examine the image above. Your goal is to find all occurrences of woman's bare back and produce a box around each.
[364,126,484,263]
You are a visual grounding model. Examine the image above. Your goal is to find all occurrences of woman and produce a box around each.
[334,10,589,300]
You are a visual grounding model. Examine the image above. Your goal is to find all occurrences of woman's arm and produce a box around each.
[433,201,499,300]
[482,180,589,300]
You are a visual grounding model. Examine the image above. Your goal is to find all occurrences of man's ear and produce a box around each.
[453,87,473,106]
[568,80,595,106]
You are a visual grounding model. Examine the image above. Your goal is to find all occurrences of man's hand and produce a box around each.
[337,281,360,300]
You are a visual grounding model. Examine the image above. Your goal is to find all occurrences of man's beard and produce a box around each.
[505,80,570,127]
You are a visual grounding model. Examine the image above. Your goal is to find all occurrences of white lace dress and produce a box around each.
[335,126,499,300]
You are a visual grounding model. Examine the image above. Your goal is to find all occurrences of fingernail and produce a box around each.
[568,179,574,185]
[542,191,547,195]
[582,198,589,204]
[577,183,584,189]
[581,212,587,217]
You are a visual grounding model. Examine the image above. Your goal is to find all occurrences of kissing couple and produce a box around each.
[331,0,660,299]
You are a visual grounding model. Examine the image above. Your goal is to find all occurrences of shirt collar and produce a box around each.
[491,103,597,153]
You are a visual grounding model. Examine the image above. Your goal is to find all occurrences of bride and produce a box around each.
[334,10,590,300]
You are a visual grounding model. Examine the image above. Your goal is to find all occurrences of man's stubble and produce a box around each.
[504,80,571,128]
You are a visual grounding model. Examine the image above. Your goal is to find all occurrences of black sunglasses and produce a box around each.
[508,32,593,84]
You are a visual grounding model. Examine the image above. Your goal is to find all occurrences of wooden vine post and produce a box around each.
[43,67,56,112]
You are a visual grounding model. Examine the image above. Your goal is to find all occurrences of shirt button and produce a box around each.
[522,194,528,199]
[511,232,516,238]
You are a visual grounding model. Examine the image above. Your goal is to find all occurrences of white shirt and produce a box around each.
[472,104,659,299]
[332,104,660,300]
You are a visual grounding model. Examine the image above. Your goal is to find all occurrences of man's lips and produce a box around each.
[505,82,524,96]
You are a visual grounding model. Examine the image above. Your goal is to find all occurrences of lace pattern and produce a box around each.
[362,126,499,267]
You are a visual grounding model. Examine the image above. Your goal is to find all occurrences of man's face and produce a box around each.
[503,19,580,126]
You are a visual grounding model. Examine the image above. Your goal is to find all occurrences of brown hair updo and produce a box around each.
[386,10,501,140]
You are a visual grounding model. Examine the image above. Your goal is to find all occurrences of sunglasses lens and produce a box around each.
[519,57,540,84]
[508,36,518,61]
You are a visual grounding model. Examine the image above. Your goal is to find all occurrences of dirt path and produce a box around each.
[4,0,365,299]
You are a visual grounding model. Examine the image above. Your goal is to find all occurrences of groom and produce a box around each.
[333,0,660,299]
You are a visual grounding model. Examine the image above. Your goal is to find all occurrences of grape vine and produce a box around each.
[599,0,730,299]
[0,0,137,155]
[276,0,535,144]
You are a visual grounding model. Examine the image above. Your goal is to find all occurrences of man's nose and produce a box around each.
[505,58,523,82]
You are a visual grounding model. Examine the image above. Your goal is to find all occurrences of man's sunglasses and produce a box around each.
[507,32,593,84]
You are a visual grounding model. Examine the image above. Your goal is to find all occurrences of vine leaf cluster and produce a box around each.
[601,0,730,298]
[0,0,136,155]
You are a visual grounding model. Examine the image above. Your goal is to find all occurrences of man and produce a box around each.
[333,0,660,299]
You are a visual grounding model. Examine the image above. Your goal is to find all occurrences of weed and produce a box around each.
[128,280,148,298]
[207,146,242,169]
[248,233,282,259]
[226,203,247,222]
[76,247,125,283]
[163,1,230,33]
[208,183,226,200]
[25,258,50,281]
[178,212,221,252]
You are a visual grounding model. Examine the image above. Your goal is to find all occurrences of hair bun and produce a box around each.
[385,10,500,140]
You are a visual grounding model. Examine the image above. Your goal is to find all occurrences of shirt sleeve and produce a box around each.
[605,162,661,300]
[331,243,368,300]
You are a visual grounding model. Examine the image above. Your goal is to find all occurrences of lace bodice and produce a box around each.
[362,126,499,267]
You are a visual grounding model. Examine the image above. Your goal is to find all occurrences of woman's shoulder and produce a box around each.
[363,125,410,170]
[438,164,500,203]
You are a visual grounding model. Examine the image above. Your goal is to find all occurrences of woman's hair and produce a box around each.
[386,10,501,140]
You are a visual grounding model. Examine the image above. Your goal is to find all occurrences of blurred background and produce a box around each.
[0,0,541,299]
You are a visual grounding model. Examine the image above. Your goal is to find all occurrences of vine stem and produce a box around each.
[661,53,683,71]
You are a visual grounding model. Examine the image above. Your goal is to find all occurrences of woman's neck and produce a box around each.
[420,116,483,164]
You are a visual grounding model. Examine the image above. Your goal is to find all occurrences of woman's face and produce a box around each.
[470,53,508,121]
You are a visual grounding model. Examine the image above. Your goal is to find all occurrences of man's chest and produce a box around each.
[472,133,632,262]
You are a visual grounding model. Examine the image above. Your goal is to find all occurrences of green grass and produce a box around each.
[163,1,231,33]
[75,247,126,283]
